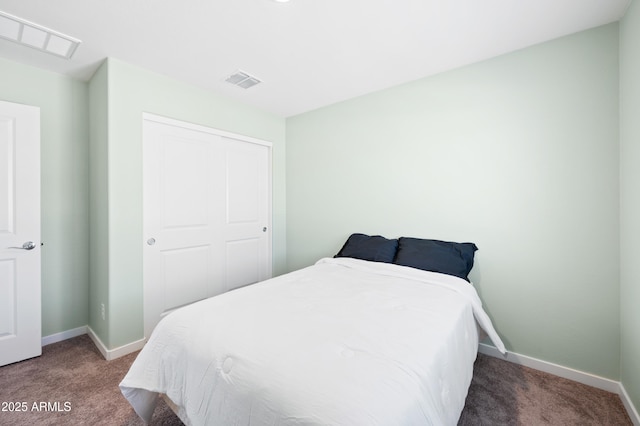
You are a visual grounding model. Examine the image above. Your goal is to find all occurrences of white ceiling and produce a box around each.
[0,0,632,117]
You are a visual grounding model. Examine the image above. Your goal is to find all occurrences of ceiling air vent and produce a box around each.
[225,70,261,89]
[0,10,81,59]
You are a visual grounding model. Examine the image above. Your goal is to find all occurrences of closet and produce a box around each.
[142,114,271,337]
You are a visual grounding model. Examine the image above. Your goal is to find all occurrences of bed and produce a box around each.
[120,234,506,425]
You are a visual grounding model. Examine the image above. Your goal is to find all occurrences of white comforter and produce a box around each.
[120,258,506,425]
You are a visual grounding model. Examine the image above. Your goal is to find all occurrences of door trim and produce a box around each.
[142,113,273,148]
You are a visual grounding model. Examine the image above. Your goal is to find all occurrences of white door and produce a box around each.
[0,100,41,367]
[143,114,271,338]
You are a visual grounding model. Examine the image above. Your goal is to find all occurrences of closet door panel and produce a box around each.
[223,138,270,291]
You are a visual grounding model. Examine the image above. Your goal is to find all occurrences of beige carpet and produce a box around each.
[0,335,632,425]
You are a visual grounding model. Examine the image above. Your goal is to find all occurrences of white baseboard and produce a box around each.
[86,326,145,361]
[42,326,88,346]
[479,343,640,425]
[620,383,640,426]
[42,326,146,361]
[478,343,619,392]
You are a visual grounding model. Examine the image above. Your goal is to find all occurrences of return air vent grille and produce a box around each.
[225,70,261,89]
[0,10,81,59]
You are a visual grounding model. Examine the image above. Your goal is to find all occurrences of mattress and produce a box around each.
[120,257,506,425]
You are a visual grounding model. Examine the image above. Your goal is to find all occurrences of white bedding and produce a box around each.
[120,257,506,425]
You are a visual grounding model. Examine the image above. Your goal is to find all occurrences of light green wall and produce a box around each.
[620,0,640,412]
[287,24,620,379]
[94,58,287,348]
[88,61,110,343]
[0,57,89,336]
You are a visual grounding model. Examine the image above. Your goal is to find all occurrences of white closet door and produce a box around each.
[143,115,271,338]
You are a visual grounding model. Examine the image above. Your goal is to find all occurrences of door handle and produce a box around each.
[9,241,37,250]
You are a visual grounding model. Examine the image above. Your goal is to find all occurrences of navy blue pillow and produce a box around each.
[393,237,478,281]
[335,233,398,263]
